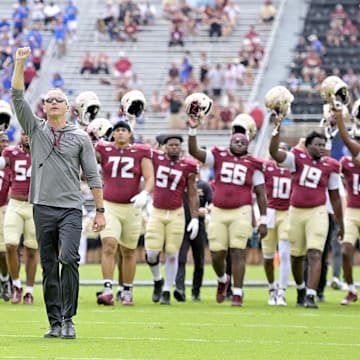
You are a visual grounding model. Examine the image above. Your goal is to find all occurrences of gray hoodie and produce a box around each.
[11,88,102,210]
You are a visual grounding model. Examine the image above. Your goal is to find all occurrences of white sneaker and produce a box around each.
[276,293,287,306]
[268,289,277,306]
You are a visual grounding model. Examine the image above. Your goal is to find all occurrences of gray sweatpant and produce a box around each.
[33,205,82,327]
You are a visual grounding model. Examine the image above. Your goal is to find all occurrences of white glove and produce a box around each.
[130,190,149,209]
[187,218,199,240]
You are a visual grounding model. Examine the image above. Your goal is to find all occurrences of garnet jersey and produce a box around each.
[263,159,291,211]
[152,151,198,210]
[95,142,152,203]
[288,147,340,208]
[0,167,11,206]
[340,156,360,208]
[209,146,264,209]
[3,145,31,197]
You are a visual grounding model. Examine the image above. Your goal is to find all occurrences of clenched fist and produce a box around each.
[15,47,31,62]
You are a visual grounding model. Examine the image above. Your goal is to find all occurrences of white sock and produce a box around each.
[103,279,113,293]
[278,239,290,289]
[306,288,316,296]
[12,279,21,288]
[296,282,305,290]
[218,274,227,283]
[348,284,357,294]
[149,263,162,281]
[117,285,124,294]
[25,286,33,295]
[163,253,178,292]
[233,288,243,296]
[268,282,276,291]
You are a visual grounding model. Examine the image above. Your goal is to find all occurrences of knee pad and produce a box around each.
[146,250,160,266]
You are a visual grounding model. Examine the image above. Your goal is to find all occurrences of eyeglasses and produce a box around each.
[44,97,67,104]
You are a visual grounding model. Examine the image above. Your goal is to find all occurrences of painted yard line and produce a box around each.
[0,334,359,347]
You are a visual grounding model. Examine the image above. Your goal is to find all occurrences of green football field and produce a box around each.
[1,264,359,360]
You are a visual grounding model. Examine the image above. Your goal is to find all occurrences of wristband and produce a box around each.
[259,215,267,225]
[188,127,197,136]
[96,207,105,213]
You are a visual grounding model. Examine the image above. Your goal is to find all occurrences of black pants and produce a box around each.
[33,205,82,327]
[175,222,206,296]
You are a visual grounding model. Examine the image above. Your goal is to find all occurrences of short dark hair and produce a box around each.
[305,131,326,147]
[162,134,183,144]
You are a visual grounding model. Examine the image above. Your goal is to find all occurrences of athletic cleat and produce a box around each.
[317,293,325,303]
[331,278,342,290]
[152,278,164,303]
[304,295,318,309]
[216,275,230,303]
[231,294,243,307]
[97,291,114,306]
[159,291,170,305]
[340,291,358,305]
[1,280,11,301]
[121,291,134,305]
[116,290,122,303]
[192,292,200,302]
[276,293,287,306]
[23,292,34,305]
[268,289,277,306]
[173,288,186,302]
[296,288,306,307]
[11,286,22,304]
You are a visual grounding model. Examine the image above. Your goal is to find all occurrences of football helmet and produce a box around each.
[184,92,213,123]
[0,100,12,131]
[86,117,113,142]
[74,91,101,126]
[352,98,360,125]
[231,113,257,140]
[320,76,350,109]
[120,90,146,122]
[264,86,294,119]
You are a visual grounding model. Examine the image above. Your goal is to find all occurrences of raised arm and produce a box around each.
[334,107,360,157]
[187,116,207,163]
[269,115,287,163]
[11,47,31,90]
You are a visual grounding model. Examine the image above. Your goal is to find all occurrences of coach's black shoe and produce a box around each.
[173,289,186,302]
[44,324,61,338]
[61,319,76,339]
[152,278,164,303]
[296,288,306,307]
[160,291,171,305]
[304,295,318,309]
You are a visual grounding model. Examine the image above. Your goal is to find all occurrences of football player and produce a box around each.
[1,131,38,305]
[270,122,344,308]
[145,134,199,305]
[187,119,267,307]
[262,142,292,306]
[0,132,11,301]
[95,120,154,306]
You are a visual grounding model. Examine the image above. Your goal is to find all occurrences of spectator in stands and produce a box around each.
[251,37,265,68]
[52,18,67,58]
[168,24,185,47]
[302,49,322,80]
[207,63,224,99]
[199,51,211,86]
[182,70,200,97]
[113,51,132,79]
[224,63,238,98]
[166,88,184,129]
[95,50,110,75]
[127,73,143,91]
[298,73,314,96]
[326,19,345,48]
[224,0,240,32]
[342,18,358,44]
[245,24,260,41]
[30,46,44,71]
[258,0,276,23]
[249,103,264,132]
[124,11,138,42]
[179,56,193,83]
[80,51,96,75]
[12,4,27,35]
[107,18,124,42]
[23,62,37,90]
[44,1,61,27]
[65,0,79,43]
[308,34,325,55]
[51,72,65,89]
[207,6,224,38]
[139,2,157,25]
[331,3,348,24]
[287,72,300,93]
[31,0,45,30]
[100,0,117,26]
[150,89,162,113]
[166,61,180,86]
[0,45,13,71]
